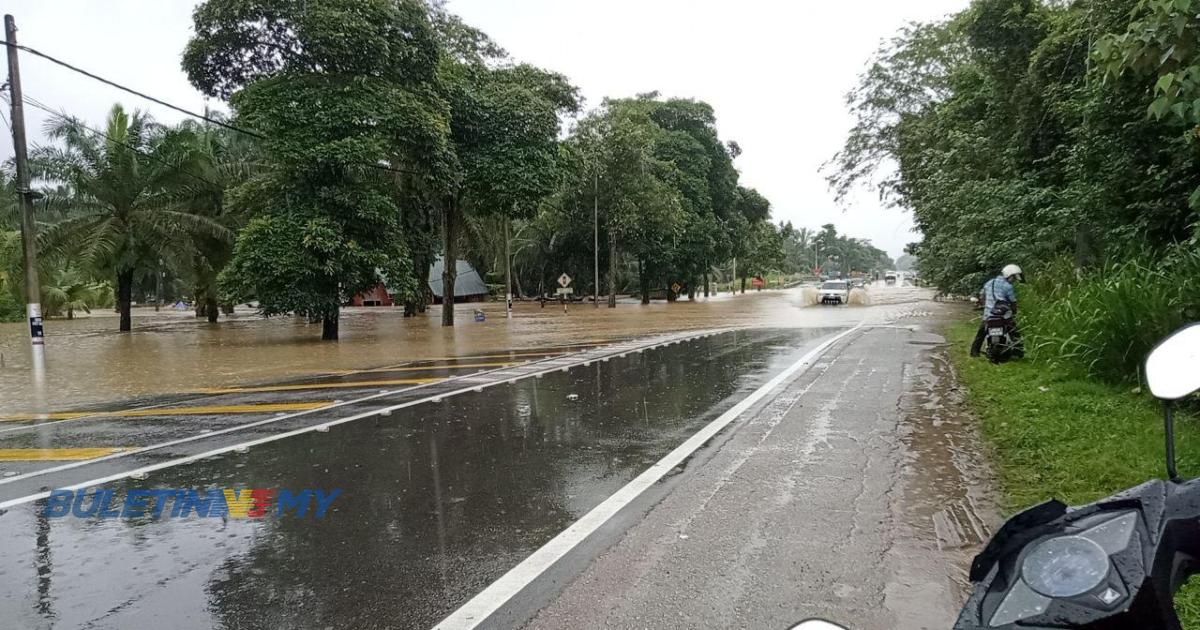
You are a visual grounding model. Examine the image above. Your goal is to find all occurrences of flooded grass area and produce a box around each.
[0,286,933,413]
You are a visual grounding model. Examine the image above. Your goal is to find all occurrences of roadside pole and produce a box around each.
[592,171,599,309]
[5,15,46,374]
[504,219,512,318]
[558,273,572,315]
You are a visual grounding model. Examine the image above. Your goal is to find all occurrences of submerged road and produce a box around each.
[0,291,997,630]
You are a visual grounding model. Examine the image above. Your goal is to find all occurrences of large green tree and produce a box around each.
[184,0,451,339]
[830,0,1200,294]
[562,100,683,306]
[431,8,580,325]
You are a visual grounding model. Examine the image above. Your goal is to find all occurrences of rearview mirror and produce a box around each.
[788,621,848,630]
[1146,323,1200,400]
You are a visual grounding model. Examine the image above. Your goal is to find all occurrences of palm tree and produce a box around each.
[31,104,231,332]
[40,266,104,319]
[170,117,256,323]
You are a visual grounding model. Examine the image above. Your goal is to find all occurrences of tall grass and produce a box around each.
[1021,244,1200,383]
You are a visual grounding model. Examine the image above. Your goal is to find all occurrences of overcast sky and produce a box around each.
[0,0,967,259]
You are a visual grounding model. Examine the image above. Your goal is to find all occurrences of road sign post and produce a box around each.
[558,274,572,314]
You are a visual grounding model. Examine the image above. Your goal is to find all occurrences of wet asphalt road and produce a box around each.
[524,317,997,630]
[0,328,839,629]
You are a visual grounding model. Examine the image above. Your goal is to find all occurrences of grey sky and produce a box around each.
[1,0,967,259]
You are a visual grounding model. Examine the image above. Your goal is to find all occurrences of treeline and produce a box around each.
[1,0,871,339]
[831,0,1200,381]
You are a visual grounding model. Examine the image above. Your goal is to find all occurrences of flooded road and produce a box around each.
[0,285,996,630]
[0,285,934,413]
[0,329,836,630]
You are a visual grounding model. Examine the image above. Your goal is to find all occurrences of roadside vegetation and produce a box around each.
[831,0,1200,382]
[839,0,1200,614]
[0,0,895,336]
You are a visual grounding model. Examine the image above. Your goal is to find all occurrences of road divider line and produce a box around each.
[191,377,446,394]
[0,401,333,423]
[430,324,863,630]
[311,361,520,376]
[0,447,130,461]
[0,329,729,505]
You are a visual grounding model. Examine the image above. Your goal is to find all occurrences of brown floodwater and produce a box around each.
[0,285,935,413]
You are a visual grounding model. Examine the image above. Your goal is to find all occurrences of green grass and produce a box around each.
[947,319,1200,625]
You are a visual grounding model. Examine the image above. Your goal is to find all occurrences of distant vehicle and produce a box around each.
[818,281,849,305]
[884,271,898,286]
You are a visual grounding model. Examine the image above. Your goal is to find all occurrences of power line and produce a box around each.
[1,40,424,177]
[0,40,264,140]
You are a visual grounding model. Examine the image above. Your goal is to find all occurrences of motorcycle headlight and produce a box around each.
[1021,535,1109,598]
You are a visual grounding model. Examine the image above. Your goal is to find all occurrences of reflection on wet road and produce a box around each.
[0,328,835,630]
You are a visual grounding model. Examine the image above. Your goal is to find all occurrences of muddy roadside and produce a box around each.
[883,315,1001,627]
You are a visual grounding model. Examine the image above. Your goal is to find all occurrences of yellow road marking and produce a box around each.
[0,402,333,423]
[320,361,518,376]
[193,378,445,394]
[0,447,129,461]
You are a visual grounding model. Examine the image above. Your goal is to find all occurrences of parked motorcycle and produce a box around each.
[789,322,1200,630]
[985,301,1023,364]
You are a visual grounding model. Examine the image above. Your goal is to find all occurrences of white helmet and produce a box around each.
[1002,264,1022,279]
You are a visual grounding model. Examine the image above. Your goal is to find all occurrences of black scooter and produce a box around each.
[985,301,1023,364]
[790,322,1200,630]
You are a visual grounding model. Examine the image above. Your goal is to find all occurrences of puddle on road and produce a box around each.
[885,337,999,627]
[0,328,835,630]
[0,287,935,414]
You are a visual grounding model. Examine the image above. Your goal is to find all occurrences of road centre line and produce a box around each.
[0,329,728,507]
[430,324,862,630]
[0,401,332,423]
[0,447,131,461]
[191,377,446,394]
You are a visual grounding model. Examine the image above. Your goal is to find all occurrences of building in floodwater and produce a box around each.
[349,257,490,307]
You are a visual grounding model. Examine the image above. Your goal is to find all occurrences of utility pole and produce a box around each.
[504,219,512,318]
[593,170,599,309]
[5,15,44,356]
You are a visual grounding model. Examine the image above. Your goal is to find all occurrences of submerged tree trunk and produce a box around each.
[740,274,747,294]
[205,295,219,323]
[117,269,134,333]
[607,231,617,308]
[322,308,339,341]
[639,257,650,305]
[441,197,458,326]
[67,306,74,320]
[687,282,696,300]
[703,271,710,298]
[404,250,429,317]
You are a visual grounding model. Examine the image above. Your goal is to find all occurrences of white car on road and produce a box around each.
[819,280,850,305]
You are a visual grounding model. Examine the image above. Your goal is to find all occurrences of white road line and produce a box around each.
[0,329,727,510]
[431,324,863,630]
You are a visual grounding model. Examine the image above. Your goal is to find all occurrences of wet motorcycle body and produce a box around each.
[954,478,1200,629]
[958,322,1200,628]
